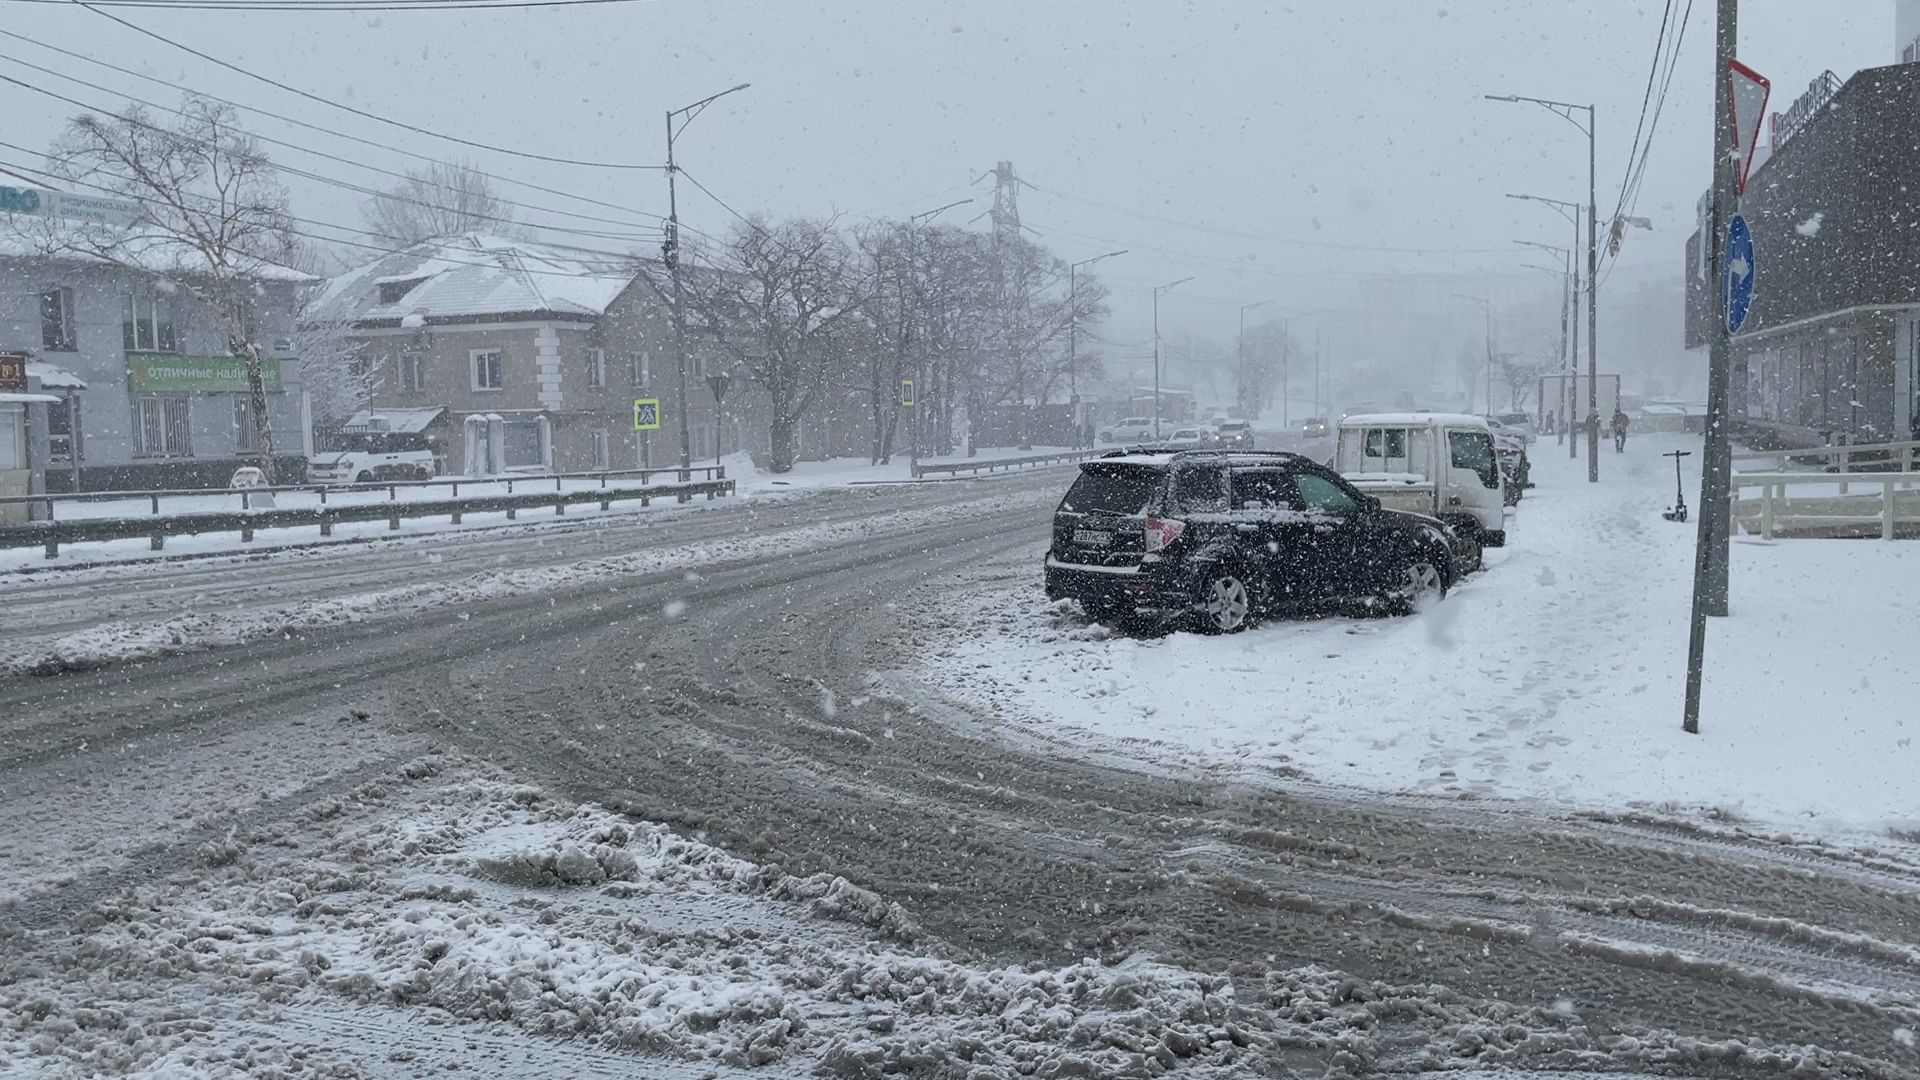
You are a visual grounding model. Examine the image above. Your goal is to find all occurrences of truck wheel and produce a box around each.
[356,471,373,484]
[1195,566,1256,634]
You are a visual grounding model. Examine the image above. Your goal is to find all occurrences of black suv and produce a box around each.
[1044,450,1457,632]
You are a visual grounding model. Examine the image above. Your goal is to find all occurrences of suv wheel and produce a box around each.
[1383,556,1447,615]
[1196,566,1256,634]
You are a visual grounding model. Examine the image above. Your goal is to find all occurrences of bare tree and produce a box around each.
[361,159,514,245]
[680,216,868,472]
[43,97,297,479]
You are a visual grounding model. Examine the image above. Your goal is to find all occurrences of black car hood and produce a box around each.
[1377,507,1448,534]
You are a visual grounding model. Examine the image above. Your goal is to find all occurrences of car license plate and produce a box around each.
[1073,529,1112,547]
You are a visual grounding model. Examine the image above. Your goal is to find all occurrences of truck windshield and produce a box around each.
[1061,465,1162,515]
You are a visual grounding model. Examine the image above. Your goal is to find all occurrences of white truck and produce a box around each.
[1334,413,1506,567]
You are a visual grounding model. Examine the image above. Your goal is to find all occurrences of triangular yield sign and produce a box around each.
[1728,60,1771,195]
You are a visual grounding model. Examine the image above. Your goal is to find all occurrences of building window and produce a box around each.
[590,428,610,470]
[626,351,649,385]
[471,349,504,391]
[0,407,20,470]
[588,347,606,388]
[233,395,259,453]
[123,292,177,353]
[133,394,192,456]
[40,286,75,351]
[399,349,425,392]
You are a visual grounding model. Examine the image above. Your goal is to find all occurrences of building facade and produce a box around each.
[0,249,313,490]
[1684,61,1920,448]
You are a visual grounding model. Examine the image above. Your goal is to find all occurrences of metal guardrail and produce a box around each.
[910,449,1096,480]
[0,477,734,558]
[0,464,729,520]
[1732,471,1920,540]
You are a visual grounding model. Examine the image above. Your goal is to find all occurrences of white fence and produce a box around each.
[1732,471,1920,540]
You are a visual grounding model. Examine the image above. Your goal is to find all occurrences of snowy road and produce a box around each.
[3,465,1919,1076]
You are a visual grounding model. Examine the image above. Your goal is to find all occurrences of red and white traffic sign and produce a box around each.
[1728,59,1771,196]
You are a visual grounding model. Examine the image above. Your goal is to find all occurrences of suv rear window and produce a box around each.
[1061,464,1163,515]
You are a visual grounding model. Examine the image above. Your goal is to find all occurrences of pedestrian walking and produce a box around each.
[1611,407,1630,452]
[1544,410,1556,435]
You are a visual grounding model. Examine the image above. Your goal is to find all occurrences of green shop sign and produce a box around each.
[128,353,283,393]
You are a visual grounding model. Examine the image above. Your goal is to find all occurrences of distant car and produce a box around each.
[1489,413,1538,445]
[1166,426,1215,448]
[1214,419,1256,449]
[1299,417,1330,438]
[1043,449,1457,631]
[1098,416,1155,444]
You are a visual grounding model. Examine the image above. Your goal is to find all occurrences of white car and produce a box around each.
[1098,416,1155,443]
[309,446,436,485]
[1488,413,1538,445]
[1165,425,1215,447]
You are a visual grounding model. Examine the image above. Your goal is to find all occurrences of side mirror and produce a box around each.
[1365,494,1382,512]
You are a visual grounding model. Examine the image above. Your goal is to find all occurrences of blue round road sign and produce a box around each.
[1725,214,1755,333]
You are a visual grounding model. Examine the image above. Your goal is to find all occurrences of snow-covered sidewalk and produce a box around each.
[918,433,1919,837]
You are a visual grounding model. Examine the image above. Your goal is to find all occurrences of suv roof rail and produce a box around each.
[1099,446,1307,462]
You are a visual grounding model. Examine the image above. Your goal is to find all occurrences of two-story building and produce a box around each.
[315,233,748,476]
[0,236,315,490]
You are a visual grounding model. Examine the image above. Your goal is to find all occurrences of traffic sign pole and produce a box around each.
[1684,0,1745,734]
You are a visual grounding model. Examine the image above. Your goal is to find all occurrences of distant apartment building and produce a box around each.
[0,239,313,492]
[1684,59,1920,448]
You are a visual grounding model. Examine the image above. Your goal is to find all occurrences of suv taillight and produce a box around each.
[1144,516,1186,552]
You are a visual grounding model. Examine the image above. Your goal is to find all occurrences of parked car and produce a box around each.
[1043,449,1457,632]
[1214,419,1256,449]
[1299,417,1330,439]
[1098,416,1155,444]
[1333,413,1506,570]
[1166,425,1216,448]
[1490,412,1538,444]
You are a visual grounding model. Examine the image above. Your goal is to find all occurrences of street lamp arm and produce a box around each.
[910,197,973,224]
[1070,248,1128,271]
[669,82,753,143]
[1487,92,1593,135]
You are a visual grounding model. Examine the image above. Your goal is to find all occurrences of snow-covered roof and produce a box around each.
[1339,412,1490,429]
[25,361,86,390]
[314,233,642,326]
[342,406,446,434]
[0,217,315,283]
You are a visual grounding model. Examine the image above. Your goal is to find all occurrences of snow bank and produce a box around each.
[918,434,1920,837]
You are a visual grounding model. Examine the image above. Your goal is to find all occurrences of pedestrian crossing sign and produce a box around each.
[632,398,661,431]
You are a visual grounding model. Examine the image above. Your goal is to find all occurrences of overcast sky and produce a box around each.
[0,0,1892,365]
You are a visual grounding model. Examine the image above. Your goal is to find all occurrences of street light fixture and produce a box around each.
[1152,276,1194,439]
[903,198,973,471]
[664,81,751,474]
[1067,249,1127,448]
[1488,91,1599,480]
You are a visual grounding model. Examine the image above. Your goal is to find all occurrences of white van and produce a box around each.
[1098,416,1155,443]
[1335,412,1506,556]
[310,431,436,485]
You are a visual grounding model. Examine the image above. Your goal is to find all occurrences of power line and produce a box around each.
[1612,0,1675,225]
[676,167,757,232]
[14,0,650,7]
[65,0,668,169]
[1024,181,1516,256]
[0,28,672,232]
[0,62,665,244]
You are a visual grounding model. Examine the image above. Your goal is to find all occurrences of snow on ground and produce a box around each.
[916,433,1920,838]
[0,487,1061,678]
[0,447,1080,573]
[0,756,1807,1078]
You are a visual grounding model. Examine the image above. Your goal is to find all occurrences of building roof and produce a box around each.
[314,233,642,327]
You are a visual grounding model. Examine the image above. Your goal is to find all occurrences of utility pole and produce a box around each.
[1685,0,1740,734]
[904,198,972,472]
[1508,193,1584,459]
[664,82,750,474]
[1068,249,1126,448]
[1237,299,1274,420]
[1516,239,1573,432]
[1152,276,1193,439]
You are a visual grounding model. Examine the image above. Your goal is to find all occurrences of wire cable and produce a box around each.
[65,0,667,169]
[0,28,672,231]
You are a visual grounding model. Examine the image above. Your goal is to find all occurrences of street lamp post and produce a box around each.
[903,198,973,473]
[1068,249,1126,449]
[1515,239,1573,439]
[1508,193,1585,461]
[664,81,750,475]
[1489,92,1598,480]
[1151,276,1194,439]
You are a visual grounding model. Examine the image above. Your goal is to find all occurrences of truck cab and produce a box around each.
[1334,413,1506,550]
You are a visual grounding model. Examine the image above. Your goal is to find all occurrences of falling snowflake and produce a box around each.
[1795,212,1824,237]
